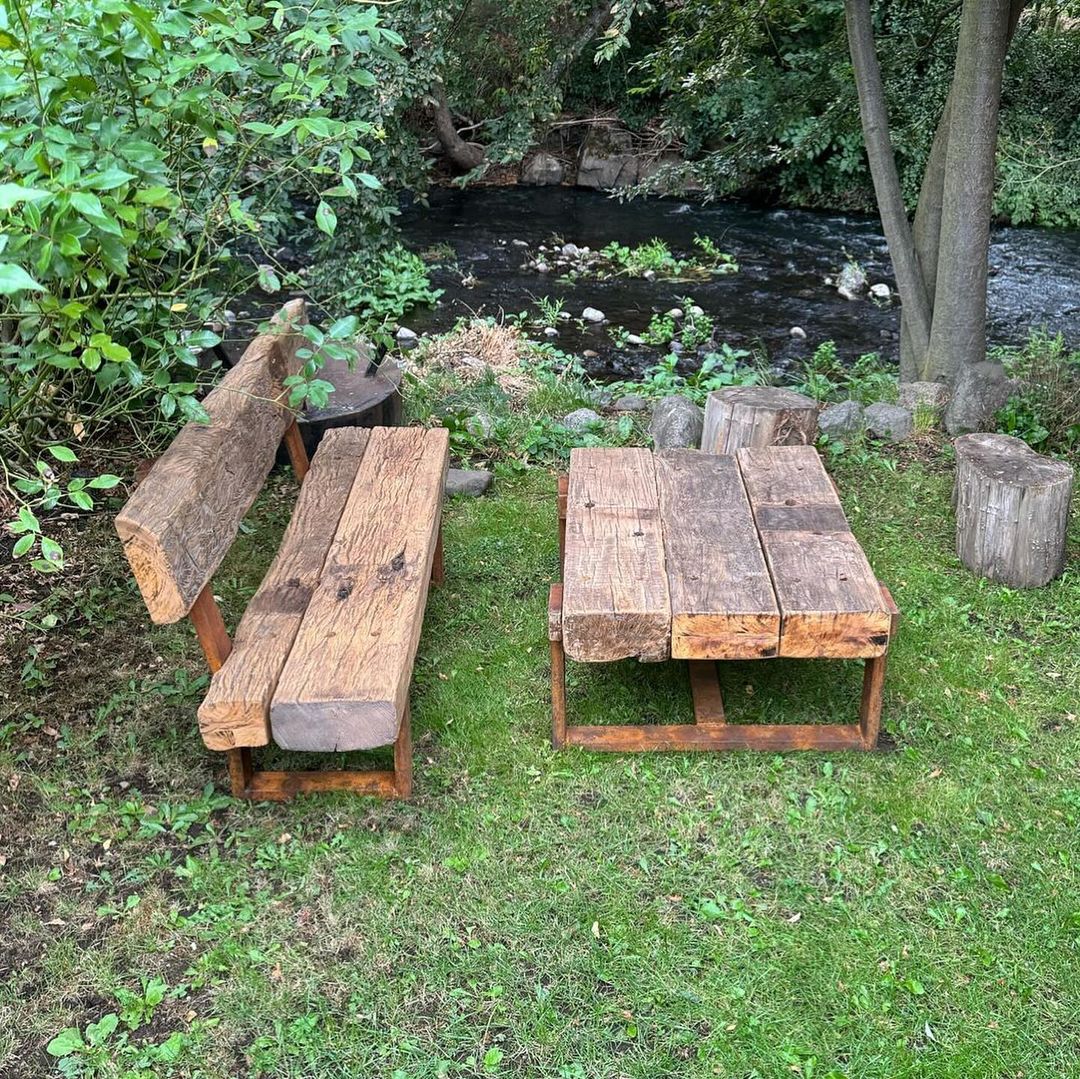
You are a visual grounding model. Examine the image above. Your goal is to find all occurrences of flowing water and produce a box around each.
[398,186,1080,380]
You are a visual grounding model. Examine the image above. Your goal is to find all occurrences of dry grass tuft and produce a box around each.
[411,319,535,401]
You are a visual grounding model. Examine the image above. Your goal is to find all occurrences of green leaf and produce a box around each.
[257,264,282,293]
[47,445,78,463]
[39,536,64,566]
[46,1028,84,1057]
[85,168,136,191]
[315,201,337,237]
[12,534,35,558]
[242,122,278,135]
[357,172,381,189]
[0,183,52,210]
[87,474,122,489]
[86,1012,118,1046]
[0,263,45,294]
[70,490,94,511]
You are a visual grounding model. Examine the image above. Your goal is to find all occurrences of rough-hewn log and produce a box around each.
[702,387,819,455]
[115,300,307,624]
[953,433,1073,588]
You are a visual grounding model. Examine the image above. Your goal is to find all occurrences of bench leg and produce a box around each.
[223,710,414,802]
[431,524,445,586]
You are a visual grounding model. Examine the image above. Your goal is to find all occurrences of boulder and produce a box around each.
[576,126,640,190]
[865,402,913,442]
[944,362,1017,435]
[445,468,493,497]
[649,395,704,450]
[837,261,868,301]
[581,307,606,323]
[899,381,950,419]
[819,399,865,439]
[521,152,565,186]
[562,407,603,433]
[612,394,649,412]
[396,326,419,349]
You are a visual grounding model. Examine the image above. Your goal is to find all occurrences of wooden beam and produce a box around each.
[737,446,892,658]
[561,448,671,662]
[270,427,449,752]
[197,429,370,751]
[654,450,779,659]
[115,300,308,624]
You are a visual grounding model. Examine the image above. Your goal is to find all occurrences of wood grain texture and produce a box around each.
[737,446,891,658]
[564,722,866,751]
[654,450,779,659]
[270,426,449,752]
[562,448,671,662]
[702,386,819,455]
[953,432,1073,588]
[115,299,307,623]
[197,429,370,751]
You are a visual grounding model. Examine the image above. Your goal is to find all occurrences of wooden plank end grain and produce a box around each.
[655,450,780,660]
[197,428,370,751]
[270,426,449,752]
[561,448,671,662]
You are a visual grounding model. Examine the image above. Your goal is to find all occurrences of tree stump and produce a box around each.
[953,433,1074,588]
[701,387,819,454]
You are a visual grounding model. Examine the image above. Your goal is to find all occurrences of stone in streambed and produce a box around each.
[613,394,649,412]
[581,307,606,323]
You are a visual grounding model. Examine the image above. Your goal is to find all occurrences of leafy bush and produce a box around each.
[1,0,400,566]
[610,344,760,404]
[795,341,897,405]
[307,244,442,345]
[995,331,1080,452]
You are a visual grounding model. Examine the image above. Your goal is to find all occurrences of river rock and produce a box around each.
[649,395,704,450]
[789,326,807,339]
[543,326,558,337]
[613,394,649,412]
[837,261,868,301]
[445,468,493,497]
[865,402,913,442]
[666,307,684,320]
[561,243,580,257]
[396,326,419,349]
[521,152,565,186]
[626,334,645,346]
[899,381,950,420]
[465,412,494,439]
[945,361,1018,435]
[819,399,865,438]
[869,282,892,300]
[563,407,603,432]
[581,307,606,323]
[577,126,640,189]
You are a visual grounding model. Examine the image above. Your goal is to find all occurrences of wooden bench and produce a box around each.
[115,300,448,800]
[550,445,899,752]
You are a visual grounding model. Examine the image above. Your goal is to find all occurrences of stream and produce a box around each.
[398,186,1080,380]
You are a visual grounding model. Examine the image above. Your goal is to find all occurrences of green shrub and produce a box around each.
[995,331,1080,452]
[0,0,400,568]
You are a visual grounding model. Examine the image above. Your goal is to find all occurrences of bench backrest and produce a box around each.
[115,299,308,624]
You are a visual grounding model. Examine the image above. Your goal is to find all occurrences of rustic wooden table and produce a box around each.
[548,445,899,752]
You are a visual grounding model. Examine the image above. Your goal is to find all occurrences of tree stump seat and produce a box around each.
[953,432,1074,589]
[701,386,819,455]
[115,300,448,801]
[551,445,899,753]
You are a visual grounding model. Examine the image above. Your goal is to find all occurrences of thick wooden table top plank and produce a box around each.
[562,447,671,662]
[654,450,779,659]
[196,428,369,751]
[270,426,448,751]
[736,446,891,658]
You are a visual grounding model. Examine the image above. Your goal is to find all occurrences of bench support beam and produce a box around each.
[548,584,892,753]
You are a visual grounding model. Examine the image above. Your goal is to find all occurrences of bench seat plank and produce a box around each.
[655,450,779,659]
[196,429,370,751]
[737,446,891,658]
[270,427,449,751]
[562,447,671,662]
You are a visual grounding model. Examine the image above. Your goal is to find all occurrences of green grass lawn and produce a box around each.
[2,446,1078,1078]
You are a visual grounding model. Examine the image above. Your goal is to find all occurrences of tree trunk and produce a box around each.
[845,0,932,364]
[900,1,1026,381]
[432,82,485,172]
